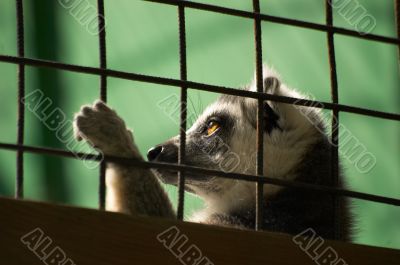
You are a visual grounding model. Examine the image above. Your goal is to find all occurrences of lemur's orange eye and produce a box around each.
[206,121,220,136]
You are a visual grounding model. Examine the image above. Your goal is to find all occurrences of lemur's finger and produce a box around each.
[73,123,83,141]
[73,112,89,141]
[80,105,95,116]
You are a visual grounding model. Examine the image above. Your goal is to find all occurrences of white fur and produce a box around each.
[73,66,325,225]
[190,66,323,220]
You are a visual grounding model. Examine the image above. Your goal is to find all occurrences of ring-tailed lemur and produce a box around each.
[73,66,352,241]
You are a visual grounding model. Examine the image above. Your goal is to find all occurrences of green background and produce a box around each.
[0,0,399,249]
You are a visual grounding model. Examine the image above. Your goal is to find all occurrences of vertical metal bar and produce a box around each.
[395,0,400,65]
[177,0,188,221]
[325,1,340,240]
[252,0,265,231]
[97,0,107,210]
[15,0,25,199]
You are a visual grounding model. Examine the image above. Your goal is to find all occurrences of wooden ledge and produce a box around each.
[0,197,399,265]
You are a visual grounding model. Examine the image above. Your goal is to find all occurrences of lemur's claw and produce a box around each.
[93,100,112,112]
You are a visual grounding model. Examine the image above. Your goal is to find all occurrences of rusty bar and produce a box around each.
[326,0,340,240]
[97,0,107,210]
[1,142,400,207]
[0,55,399,121]
[252,0,264,231]
[145,0,400,45]
[177,0,188,221]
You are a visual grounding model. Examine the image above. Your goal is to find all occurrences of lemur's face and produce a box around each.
[147,94,253,195]
[147,70,322,207]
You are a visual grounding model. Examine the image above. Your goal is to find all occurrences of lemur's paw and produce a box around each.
[73,100,140,158]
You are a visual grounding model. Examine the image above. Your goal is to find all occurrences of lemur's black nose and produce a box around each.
[147,146,163,161]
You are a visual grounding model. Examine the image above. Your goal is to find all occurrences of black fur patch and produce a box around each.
[264,102,281,134]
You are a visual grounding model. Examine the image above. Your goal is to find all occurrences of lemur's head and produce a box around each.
[148,66,325,212]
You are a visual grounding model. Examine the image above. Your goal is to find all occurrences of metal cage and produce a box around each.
[1,0,399,243]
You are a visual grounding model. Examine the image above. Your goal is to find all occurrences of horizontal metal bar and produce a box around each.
[145,0,400,45]
[0,142,399,207]
[0,55,399,121]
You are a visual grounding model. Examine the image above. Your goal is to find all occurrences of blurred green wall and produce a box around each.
[0,0,399,249]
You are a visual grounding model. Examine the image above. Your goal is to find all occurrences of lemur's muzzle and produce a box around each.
[147,145,163,161]
[147,140,213,191]
[147,142,179,185]
[147,143,178,163]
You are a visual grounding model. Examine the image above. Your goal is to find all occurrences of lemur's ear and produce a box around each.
[263,76,281,94]
[244,67,282,133]
[263,76,281,133]
[263,99,280,134]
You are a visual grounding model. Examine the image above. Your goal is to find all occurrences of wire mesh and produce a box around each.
[6,0,400,235]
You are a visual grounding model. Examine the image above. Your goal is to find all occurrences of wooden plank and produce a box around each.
[0,197,399,265]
